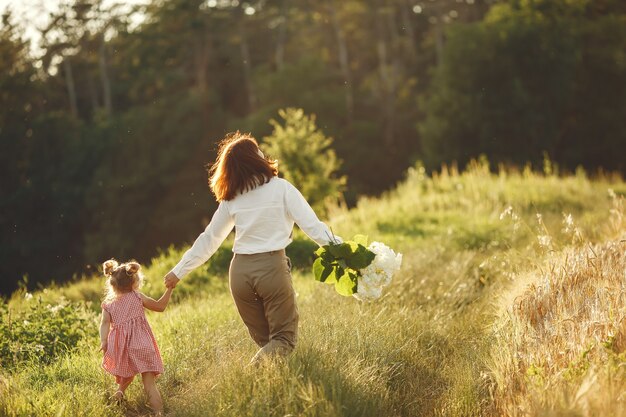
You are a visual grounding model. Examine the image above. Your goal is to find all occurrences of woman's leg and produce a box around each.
[229,255,271,347]
[141,372,163,414]
[252,251,298,361]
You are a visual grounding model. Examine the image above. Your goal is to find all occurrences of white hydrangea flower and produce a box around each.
[354,241,402,301]
[353,280,382,301]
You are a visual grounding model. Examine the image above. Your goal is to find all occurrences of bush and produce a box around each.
[140,243,234,299]
[0,297,97,369]
[262,108,346,217]
[286,236,319,270]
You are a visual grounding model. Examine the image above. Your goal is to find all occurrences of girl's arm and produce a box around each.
[99,310,111,352]
[140,287,174,312]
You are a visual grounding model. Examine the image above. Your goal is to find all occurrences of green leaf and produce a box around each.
[335,271,358,296]
[352,235,369,246]
[325,266,344,285]
[314,245,333,262]
[345,244,376,270]
[312,257,323,281]
[337,259,348,270]
[328,242,354,259]
[320,266,334,283]
[312,258,333,282]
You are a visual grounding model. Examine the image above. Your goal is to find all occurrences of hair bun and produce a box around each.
[103,259,118,276]
[125,261,141,275]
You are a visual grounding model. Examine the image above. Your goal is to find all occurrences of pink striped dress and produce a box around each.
[101,291,164,383]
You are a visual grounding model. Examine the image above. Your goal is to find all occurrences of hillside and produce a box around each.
[1,160,625,417]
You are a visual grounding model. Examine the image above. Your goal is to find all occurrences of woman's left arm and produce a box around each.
[284,181,342,245]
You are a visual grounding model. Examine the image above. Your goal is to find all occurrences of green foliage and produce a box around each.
[420,0,626,172]
[127,243,233,302]
[262,108,346,217]
[285,235,319,270]
[0,297,96,369]
[4,0,624,297]
[82,92,224,266]
[312,236,375,296]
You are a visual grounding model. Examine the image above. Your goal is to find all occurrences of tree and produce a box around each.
[0,11,40,294]
[419,0,626,172]
[3,0,622,294]
[261,108,346,217]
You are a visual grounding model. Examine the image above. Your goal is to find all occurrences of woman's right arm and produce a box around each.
[168,202,235,281]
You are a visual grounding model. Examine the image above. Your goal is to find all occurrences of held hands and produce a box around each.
[163,271,180,289]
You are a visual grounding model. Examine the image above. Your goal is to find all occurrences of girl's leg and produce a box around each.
[113,376,134,402]
[118,376,134,393]
[141,372,163,414]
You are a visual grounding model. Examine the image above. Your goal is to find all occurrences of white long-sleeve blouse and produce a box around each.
[170,177,338,279]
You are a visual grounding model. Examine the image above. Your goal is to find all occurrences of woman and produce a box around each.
[163,132,339,362]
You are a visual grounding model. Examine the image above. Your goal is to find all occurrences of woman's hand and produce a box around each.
[164,271,180,289]
[99,342,108,353]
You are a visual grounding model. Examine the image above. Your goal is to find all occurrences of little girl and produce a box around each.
[99,259,172,415]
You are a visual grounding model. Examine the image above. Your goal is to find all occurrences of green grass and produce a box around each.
[1,160,625,417]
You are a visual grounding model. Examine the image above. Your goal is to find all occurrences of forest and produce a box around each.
[1,0,625,294]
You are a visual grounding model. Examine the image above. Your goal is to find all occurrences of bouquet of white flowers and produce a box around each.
[312,235,402,301]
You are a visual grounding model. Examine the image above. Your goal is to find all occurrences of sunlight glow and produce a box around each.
[0,0,149,57]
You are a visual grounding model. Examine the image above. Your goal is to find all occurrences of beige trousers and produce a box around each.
[229,249,298,362]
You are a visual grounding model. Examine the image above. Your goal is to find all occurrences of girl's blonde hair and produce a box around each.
[102,259,144,302]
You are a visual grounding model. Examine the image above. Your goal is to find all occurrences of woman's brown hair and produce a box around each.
[209,132,278,201]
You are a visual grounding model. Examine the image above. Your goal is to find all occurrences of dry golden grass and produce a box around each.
[489,194,626,416]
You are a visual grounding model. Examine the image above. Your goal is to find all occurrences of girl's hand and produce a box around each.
[100,342,108,353]
[164,271,180,289]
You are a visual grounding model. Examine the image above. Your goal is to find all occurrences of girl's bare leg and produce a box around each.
[113,376,134,402]
[141,372,163,415]
[118,376,134,393]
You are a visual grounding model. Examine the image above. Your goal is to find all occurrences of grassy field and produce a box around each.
[1,160,625,417]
